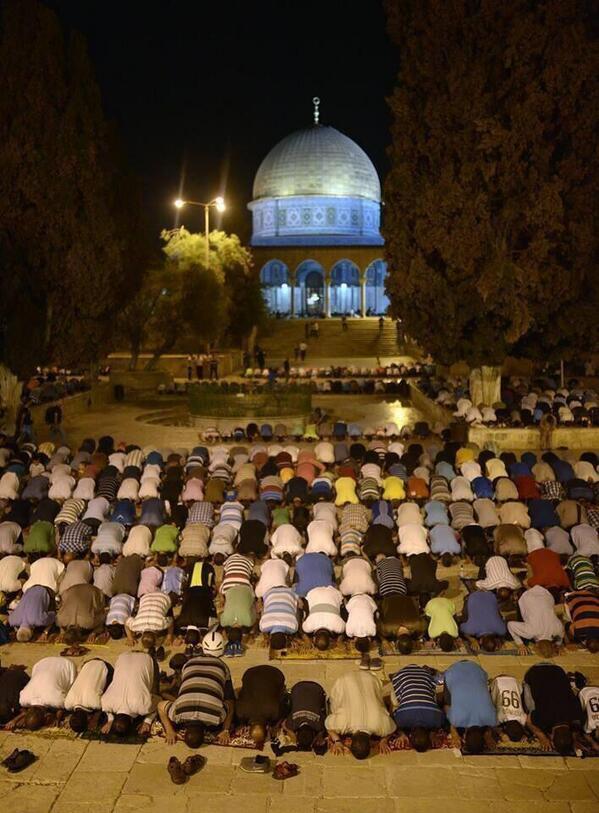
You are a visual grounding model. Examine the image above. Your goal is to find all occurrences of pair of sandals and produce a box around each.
[2,748,37,773]
[239,755,299,780]
[167,754,205,784]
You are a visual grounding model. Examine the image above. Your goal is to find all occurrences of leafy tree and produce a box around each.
[0,0,142,376]
[122,228,257,368]
[383,0,598,366]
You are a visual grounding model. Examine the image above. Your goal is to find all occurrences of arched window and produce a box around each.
[295,260,325,317]
[260,260,290,314]
[365,259,390,315]
[330,259,361,315]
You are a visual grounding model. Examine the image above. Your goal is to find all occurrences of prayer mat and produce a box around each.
[80,730,147,745]
[461,576,525,594]
[466,640,528,656]
[270,637,380,660]
[462,736,565,757]
[3,725,79,741]
[380,638,470,656]
[150,720,263,750]
[332,730,452,753]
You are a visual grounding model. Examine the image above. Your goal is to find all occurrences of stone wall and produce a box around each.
[468,424,599,451]
[106,352,242,378]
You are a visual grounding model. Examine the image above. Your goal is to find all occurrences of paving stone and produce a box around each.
[268,797,317,813]
[454,772,504,799]
[322,765,388,798]
[570,803,599,813]
[231,766,283,795]
[385,766,457,798]
[114,793,188,813]
[317,799,395,813]
[0,734,53,761]
[280,765,322,797]
[124,762,232,795]
[395,802,570,813]
[1,783,62,813]
[57,769,128,805]
[495,767,555,794]
[543,771,596,800]
[517,756,566,770]
[52,802,115,813]
[76,741,141,772]
[185,795,268,813]
[581,770,599,796]
[27,738,86,784]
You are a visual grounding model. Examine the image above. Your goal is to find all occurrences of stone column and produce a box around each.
[360,273,367,317]
[290,276,295,317]
[324,274,331,317]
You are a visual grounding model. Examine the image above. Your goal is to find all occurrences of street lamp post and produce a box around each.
[174,196,226,268]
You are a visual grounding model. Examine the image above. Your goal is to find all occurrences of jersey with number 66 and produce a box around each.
[578,686,599,733]
[490,675,526,725]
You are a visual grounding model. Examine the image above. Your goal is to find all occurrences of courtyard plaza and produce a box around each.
[1,385,599,813]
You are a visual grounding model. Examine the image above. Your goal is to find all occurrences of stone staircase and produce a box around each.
[257,317,402,360]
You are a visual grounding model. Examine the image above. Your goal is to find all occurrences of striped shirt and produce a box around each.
[566,590,599,639]
[219,553,254,594]
[375,556,407,597]
[219,501,244,529]
[568,555,599,591]
[96,476,118,502]
[259,586,300,633]
[127,591,171,632]
[340,504,370,533]
[168,655,233,727]
[391,665,442,717]
[106,593,136,625]
[54,499,86,526]
[124,449,144,469]
[188,501,215,528]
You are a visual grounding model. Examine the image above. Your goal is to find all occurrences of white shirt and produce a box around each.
[524,528,545,553]
[486,458,508,479]
[302,586,345,634]
[118,478,140,501]
[460,461,482,481]
[305,520,337,557]
[475,556,520,591]
[270,524,303,558]
[507,585,564,644]
[139,479,160,500]
[345,594,377,638]
[73,477,96,501]
[325,672,395,737]
[49,464,72,482]
[314,442,335,464]
[20,657,77,709]
[339,558,376,596]
[101,652,155,718]
[83,497,110,523]
[571,524,599,557]
[64,659,109,711]
[473,498,499,528]
[48,476,75,500]
[122,525,152,558]
[579,686,599,733]
[490,675,526,725]
[573,462,599,483]
[0,555,25,592]
[0,521,23,554]
[361,463,382,485]
[108,452,126,473]
[396,502,423,527]
[451,476,474,502]
[313,502,338,530]
[141,464,162,481]
[255,559,289,598]
[22,557,64,593]
[397,524,429,556]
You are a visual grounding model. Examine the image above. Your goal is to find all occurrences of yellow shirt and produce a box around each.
[382,476,405,501]
[455,446,475,467]
[335,477,359,506]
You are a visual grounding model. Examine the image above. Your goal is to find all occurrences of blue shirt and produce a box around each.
[459,592,506,638]
[424,500,449,527]
[444,661,497,728]
[550,459,575,483]
[111,499,136,526]
[435,461,456,482]
[471,477,494,499]
[371,500,395,529]
[528,498,559,529]
[248,500,270,527]
[430,525,461,555]
[294,553,334,597]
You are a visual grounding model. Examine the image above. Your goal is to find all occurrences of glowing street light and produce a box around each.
[172,196,227,266]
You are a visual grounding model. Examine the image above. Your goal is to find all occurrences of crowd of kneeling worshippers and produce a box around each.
[0,430,599,769]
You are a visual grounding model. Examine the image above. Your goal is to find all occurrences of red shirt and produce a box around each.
[527,548,570,589]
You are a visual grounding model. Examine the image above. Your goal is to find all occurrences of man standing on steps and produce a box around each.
[378,316,384,332]
[299,341,307,361]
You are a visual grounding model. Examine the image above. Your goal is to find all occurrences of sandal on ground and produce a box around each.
[167,756,187,784]
[1,748,20,769]
[272,761,300,780]
[182,755,206,776]
[7,750,37,773]
[369,657,383,671]
[240,755,271,773]
[60,645,89,657]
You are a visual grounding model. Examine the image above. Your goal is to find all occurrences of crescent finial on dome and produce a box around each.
[312,96,320,125]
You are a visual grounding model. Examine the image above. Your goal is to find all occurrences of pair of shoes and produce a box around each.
[224,642,236,658]
[359,653,371,670]
[2,749,37,773]
[233,641,245,657]
[272,761,300,781]
[167,755,206,784]
[369,657,383,671]
[240,755,271,773]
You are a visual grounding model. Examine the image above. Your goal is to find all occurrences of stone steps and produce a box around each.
[258,318,401,359]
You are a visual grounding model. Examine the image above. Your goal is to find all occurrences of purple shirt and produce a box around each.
[9,585,55,628]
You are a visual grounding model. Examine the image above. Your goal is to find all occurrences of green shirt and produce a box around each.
[24,521,55,554]
[150,524,179,553]
[425,596,458,639]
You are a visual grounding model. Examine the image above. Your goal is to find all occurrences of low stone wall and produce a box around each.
[109,370,172,397]
[30,384,113,433]
[106,352,243,378]
[408,383,452,428]
[468,424,599,451]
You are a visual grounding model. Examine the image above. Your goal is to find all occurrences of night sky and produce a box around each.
[46,0,396,243]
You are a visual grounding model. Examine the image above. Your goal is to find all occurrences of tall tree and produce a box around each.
[383,0,599,366]
[0,0,141,376]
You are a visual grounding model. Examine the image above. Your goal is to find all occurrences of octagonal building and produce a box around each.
[248,103,389,317]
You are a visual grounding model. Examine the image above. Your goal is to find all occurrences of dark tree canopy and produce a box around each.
[383,0,599,366]
[0,0,144,376]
